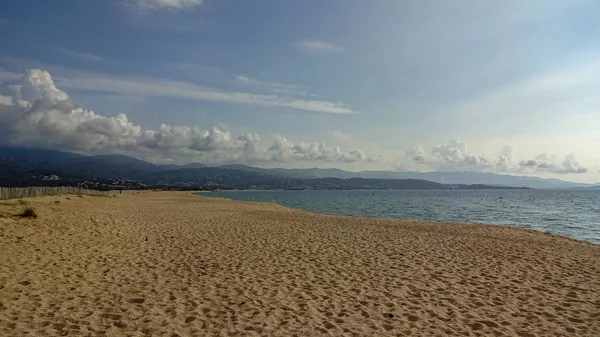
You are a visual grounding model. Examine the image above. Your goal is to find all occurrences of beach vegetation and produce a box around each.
[19,207,38,218]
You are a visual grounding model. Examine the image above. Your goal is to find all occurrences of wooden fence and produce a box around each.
[0,187,120,200]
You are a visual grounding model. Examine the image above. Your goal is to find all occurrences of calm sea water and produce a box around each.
[195,189,600,244]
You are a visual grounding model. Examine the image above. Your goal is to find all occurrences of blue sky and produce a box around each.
[1,0,600,182]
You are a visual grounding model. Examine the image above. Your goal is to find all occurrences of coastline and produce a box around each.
[192,190,600,246]
[1,191,599,336]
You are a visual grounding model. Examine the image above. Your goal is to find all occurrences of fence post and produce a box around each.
[0,187,122,200]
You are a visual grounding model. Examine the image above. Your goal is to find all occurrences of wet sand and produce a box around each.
[0,191,599,336]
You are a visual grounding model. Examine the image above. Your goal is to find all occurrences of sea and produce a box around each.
[195,189,600,244]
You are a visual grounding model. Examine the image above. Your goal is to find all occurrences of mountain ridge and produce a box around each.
[0,147,593,189]
[215,165,594,189]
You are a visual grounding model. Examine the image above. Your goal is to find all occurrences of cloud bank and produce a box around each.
[407,138,588,174]
[518,153,588,174]
[0,69,371,165]
[0,70,589,174]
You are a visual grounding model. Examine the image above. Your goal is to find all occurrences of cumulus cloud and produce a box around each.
[268,136,372,163]
[496,145,514,170]
[406,138,493,170]
[127,0,204,11]
[293,39,345,55]
[406,139,588,174]
[519,153,588,174]
[0,69,370,165]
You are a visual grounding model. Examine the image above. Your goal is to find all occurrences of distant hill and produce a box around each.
[66,154,164,172]
[360,171,593,189]
[160,163,206,170]
[0,147,210,173]
[0,147,85,162]
[218,165,356,179]
[0,146,590,189]
[216,166,594,189]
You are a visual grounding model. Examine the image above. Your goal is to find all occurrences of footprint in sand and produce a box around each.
[128,298,146,304]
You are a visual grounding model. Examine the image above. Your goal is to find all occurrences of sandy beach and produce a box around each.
[1,192,599,336]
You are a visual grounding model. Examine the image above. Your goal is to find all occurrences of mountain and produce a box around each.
[0,147,85,162]
[66,154,165,172]
[216,166,593,189]
[0,147,591,189]
[0,147,210,173]
[216,165,357,179]
[358,171,593,189]
[0,147,528,190]
[1,155,514,190]
[160,163,206,170]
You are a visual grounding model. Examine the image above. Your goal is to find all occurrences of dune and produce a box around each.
[0,191,599,336]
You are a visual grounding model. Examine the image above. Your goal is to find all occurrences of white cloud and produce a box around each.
[7,59,326,110]
[407,138,494,170]
[519,153,588,174]
[0,95,12,105]
[406,138,588,174]
[0,69,23,82]
[496,145,514,170]
[46,47,106,63]
[293,39,345,55]
[232,75,315,97]
[234,76,256,85]
[51,70,354,114]
[0,69,369,165]
[268,136,374,163]
[127,0,204,11]
[170,63,313,95]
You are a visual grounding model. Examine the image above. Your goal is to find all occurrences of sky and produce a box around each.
[1,0,600,182]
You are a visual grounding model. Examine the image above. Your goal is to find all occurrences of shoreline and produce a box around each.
[191,191,599,246]
[1,191,599,336]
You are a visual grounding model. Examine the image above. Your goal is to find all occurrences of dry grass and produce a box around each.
[18,207,37,218]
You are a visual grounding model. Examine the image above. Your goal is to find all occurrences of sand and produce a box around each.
[0,192,599,337]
